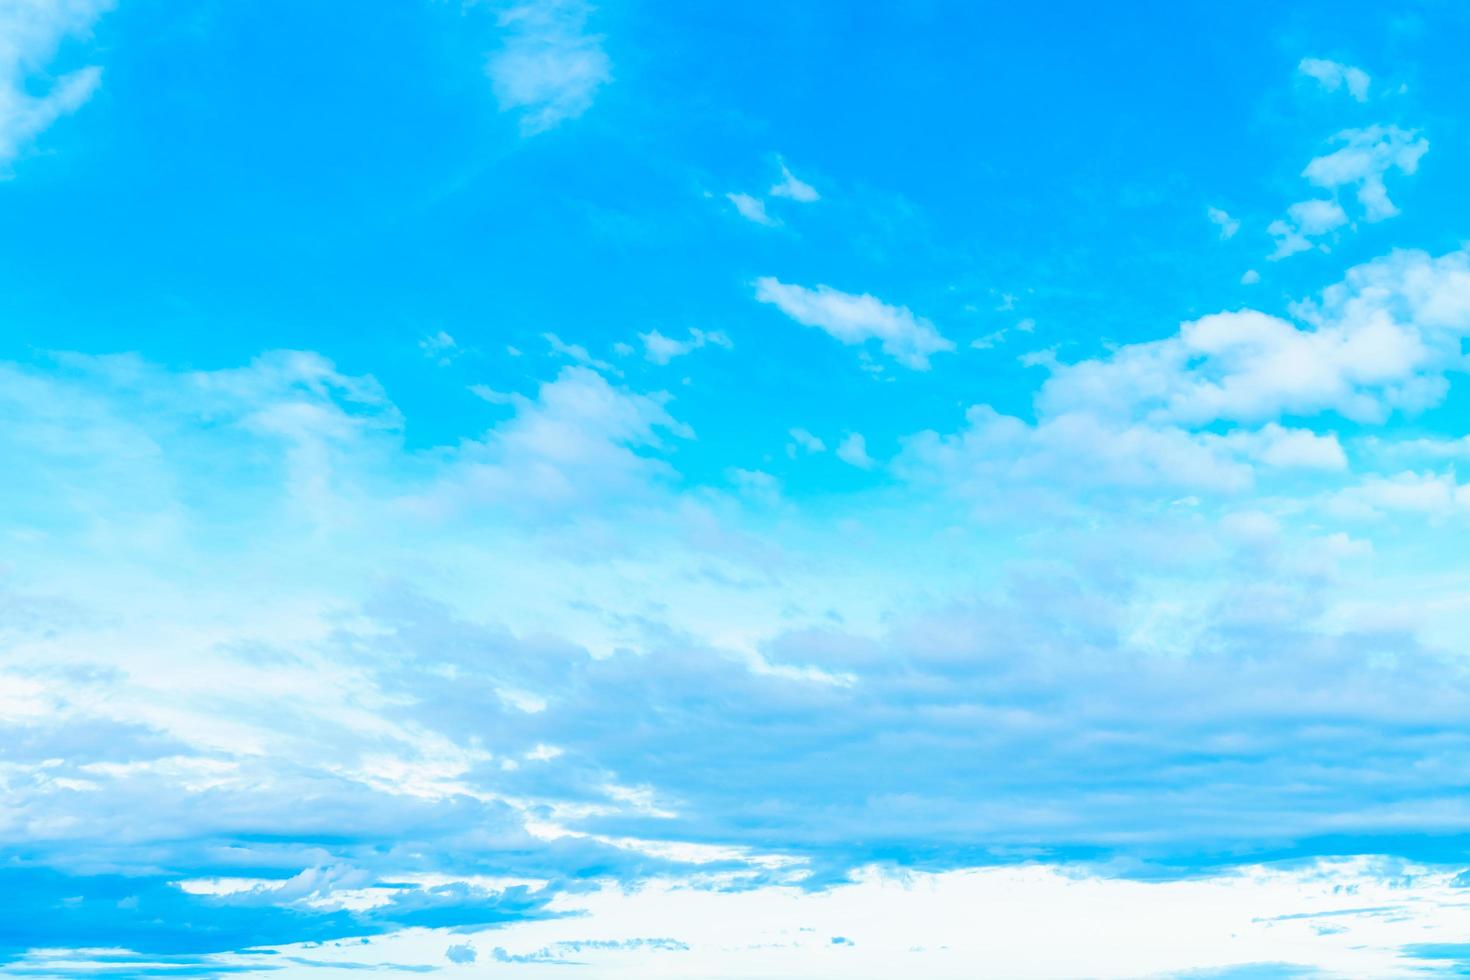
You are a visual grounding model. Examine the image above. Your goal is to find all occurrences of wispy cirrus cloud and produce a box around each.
[486,0,611,135]
[0,0,112,170]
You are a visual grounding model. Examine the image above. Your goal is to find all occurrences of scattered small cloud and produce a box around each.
[769,160,819,202]
[1268,198,1348,259]
[725,158,818,227]
[787,428,826,457]
[1299,57,1371,102]
[1208,207,1241,240]
[639,328,732,365]
[1241,269,1261,285]
[419,330,459,366]
[1266,125,1426,261]
[544,332,614,371]
[446,943,477,964]
[727,192,777,226]
[1303,125,1428,221]
[754,278,954,370]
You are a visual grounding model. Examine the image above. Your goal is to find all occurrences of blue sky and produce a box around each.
[7,0,1470,976]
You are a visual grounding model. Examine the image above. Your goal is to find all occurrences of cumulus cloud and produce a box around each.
[1298,57,1371,102]
[1041,248,1470,427]
[898,248,1470,499]
[0,0,111,170]
[486,0,611,135]
[754,278,954,370]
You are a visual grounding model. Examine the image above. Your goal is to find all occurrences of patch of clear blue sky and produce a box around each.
[6,1,1469,493]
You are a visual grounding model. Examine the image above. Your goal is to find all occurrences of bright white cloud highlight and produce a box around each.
[754,278,954,370]
[487,0,611,135]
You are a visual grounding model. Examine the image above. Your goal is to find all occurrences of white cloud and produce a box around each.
[1331,470,1470,520]
[1241,269,1260,285]
[1224,423,1347,471]
[419,330,459,365]
[1267,126,1427,260]
[429,365,691,515]
[0,0,111,170]
[727,191,777,226]
[769,161,819,203]
[638,327,732,365]
[754,278,954,370]
[1299,57,1371,102]
[1267,198,1347,259]
[898,248,1470,497]
[486,0,611,135]
[273,859,1470,977]
[1303,125,1428,221]
[787,428,825,456]
[1207,206,1240,240]
[544,331,613,371]
[1042,248,1470,427]
[835,433,874,470]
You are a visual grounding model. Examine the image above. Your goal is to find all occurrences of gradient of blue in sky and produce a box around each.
[6,1,1470,976]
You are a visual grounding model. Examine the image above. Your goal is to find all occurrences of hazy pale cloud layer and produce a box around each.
[4,2,1470,977]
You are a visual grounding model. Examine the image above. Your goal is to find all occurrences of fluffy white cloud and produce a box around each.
[486,0,611,135]
[1298,57,1371,102]
[754,277,954,370]
[638,327,732,364]
[0,0,111,169]
[1041,248,1470,427]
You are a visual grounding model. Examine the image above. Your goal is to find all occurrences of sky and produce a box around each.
[5,0,1470,976]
